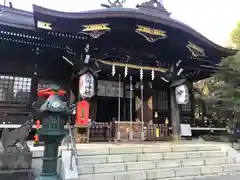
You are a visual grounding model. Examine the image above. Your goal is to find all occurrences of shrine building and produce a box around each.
[0,1,237,141]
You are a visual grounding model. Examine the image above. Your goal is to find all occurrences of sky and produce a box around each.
[1,0,239,46]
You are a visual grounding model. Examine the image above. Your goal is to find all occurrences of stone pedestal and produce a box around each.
[0,151,32,169]
[0,142,34,180]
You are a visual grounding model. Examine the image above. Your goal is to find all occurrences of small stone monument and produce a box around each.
[0,118,34,180]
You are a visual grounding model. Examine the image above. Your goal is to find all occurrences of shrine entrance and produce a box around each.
[95,97,132,122]
[96,97,118,122]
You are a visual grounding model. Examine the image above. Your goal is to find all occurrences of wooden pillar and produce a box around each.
[189,83,195,124]
[123,79,126,121]
[170,86,181,141]
[29,51,39,109]
[29,64,38,106]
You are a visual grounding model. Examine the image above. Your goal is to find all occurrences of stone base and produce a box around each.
[35,174,60,180]
[0,151,32,169]
[60,151,78,180]
[0,169,34,180]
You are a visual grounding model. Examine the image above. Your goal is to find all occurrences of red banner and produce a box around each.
[76,100,89,126]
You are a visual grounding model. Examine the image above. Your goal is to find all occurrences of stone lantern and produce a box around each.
[35,88,69,180]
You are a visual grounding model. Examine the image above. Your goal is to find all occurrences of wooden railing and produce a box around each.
[89,122,110,142]
[145,124,170,141]
[88,122,170,142]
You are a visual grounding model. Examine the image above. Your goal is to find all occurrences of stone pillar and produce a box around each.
[170,87,181,141]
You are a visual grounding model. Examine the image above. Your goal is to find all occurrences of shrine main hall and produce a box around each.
[0,1,236,141]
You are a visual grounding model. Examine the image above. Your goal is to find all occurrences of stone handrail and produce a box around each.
[67,123,79,171]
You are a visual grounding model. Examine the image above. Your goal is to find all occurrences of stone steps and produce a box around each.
[76,144,222,156]
[72,144,240,180]
[79,163,240,180]
[78,157,236,175]
[77,150,227,165]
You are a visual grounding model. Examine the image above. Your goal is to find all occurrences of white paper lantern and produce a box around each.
[175,84,189,104]
[79,73,95,99]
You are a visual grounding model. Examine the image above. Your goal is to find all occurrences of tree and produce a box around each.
[195,20,240,106]
[230,21,240,49]
[213,20,240,110]
[193,20,240,122]
[213,52,240,107]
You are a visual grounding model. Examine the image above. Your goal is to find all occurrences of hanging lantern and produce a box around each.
[175,84,189,104]
[112,64,116,76]
[76,100,90,126]
[124,66,128,77]
[151,70,155,80]
[140,69,143,80]
[79,73,95,99]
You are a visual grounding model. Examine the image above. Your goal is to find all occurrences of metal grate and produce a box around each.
[179,101,192,112]
[158,91,168,110]
[0,75,31,103]
[153,90,169,111]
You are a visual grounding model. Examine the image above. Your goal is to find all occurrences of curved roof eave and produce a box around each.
[0,5,34,29]
[0,5,236,56]
[32,5,237,56]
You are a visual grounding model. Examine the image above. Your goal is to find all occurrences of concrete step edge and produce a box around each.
[77,163,240,176]
[152,172,240,180]
[77,157,230,166]
[76,146,223,156]
[75,143,222,149]
[77,156,235,168]
[76,150,227,158]
[78,164,240,180]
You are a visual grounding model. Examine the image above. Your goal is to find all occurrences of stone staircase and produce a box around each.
[75,144,240,180]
